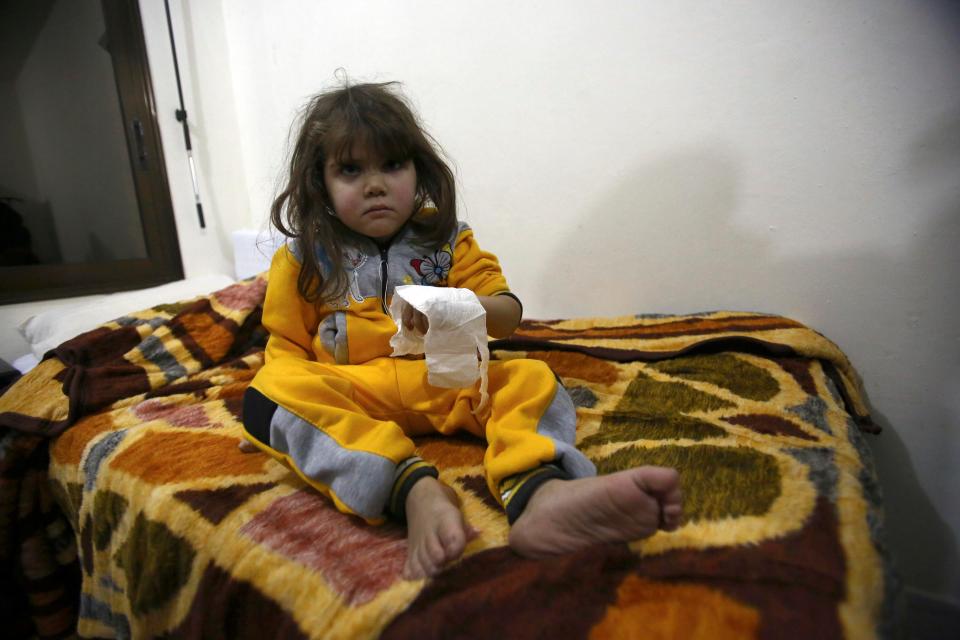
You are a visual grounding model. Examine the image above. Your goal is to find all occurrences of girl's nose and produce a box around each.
[364,172,387,197]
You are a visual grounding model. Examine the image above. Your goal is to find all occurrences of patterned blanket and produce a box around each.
[0,276,897,639]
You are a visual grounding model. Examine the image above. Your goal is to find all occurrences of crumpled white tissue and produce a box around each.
[389,285,489,413]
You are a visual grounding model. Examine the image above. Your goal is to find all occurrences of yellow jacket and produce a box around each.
[259,221,513,368]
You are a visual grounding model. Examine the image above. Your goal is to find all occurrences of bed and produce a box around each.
[0,275,899,639]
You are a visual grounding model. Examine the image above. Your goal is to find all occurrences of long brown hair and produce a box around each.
[271,80,457,304]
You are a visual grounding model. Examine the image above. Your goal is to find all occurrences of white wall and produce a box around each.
[104,0,960,605]
[138,0,238,278]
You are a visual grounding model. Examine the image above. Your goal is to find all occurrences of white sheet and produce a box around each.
[12,353,40,374]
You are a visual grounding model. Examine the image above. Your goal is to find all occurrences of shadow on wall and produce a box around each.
[879,106,960,599]
[538,125,960,599]
[871,408,959,598]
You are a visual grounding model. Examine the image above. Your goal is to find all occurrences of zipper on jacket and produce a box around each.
[379,246,389,314]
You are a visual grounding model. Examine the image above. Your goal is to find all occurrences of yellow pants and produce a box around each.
[243,356,595,522]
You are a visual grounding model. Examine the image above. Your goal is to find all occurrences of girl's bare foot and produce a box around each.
[508,466,682,558]
[403,477,477,579]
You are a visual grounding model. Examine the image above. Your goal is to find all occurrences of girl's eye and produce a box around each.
[340,164,360,176]
[384,159,405,172]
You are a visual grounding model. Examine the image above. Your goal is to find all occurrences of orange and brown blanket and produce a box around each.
[0,277,897,639]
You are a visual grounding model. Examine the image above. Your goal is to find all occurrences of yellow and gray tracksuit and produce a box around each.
[242,221,595,524]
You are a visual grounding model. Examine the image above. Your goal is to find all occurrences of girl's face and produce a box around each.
[323,144,418,243]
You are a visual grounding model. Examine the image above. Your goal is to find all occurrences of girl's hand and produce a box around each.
[402,301,430,335]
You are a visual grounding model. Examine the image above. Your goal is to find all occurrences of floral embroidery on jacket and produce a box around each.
[410,243,452,285]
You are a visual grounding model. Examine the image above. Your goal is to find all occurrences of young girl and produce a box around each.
[241,81,683,579]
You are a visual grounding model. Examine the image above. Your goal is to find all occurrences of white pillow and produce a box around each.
[232,229,286,280]
[18,274,235,359]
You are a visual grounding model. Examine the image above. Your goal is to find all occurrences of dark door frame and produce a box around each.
[0,0,184,304]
